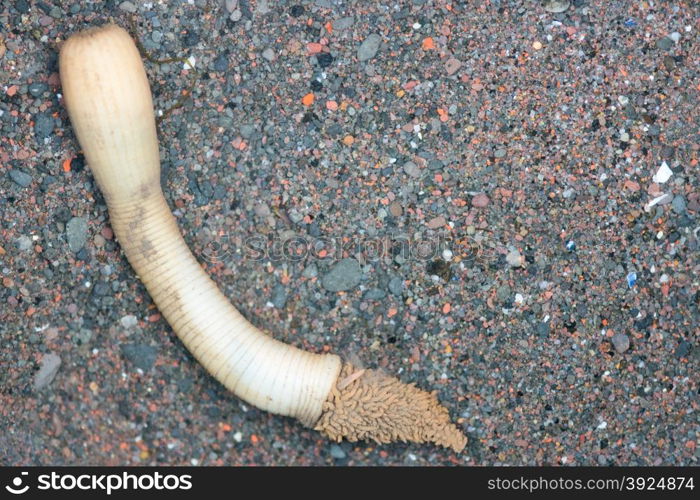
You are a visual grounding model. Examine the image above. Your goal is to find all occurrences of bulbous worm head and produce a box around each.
[59,24,466,452]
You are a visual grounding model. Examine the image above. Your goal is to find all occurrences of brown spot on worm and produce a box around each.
[140,237,155,259]
[138,181,154,199]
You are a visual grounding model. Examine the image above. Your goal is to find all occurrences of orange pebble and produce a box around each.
[302,92,315,106]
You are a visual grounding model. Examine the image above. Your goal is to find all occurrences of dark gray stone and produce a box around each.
[364,288,386,300]
[9,169,32,187]
[330,444,346,459]
[270,283,288,308]
[66,217,88,253]
[214,52,229,72]
[671,195,686,214]
[322,258,362,292]
[121,343,158,371]
[34,112,55,138]
[28,82,48,97]
[388,276,403,296]
[655,37,673,50]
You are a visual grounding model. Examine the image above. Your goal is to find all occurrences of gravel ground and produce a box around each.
[1,0,698,466]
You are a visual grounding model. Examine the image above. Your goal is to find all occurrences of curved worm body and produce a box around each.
[59,24,340,426]
[59,24,466,451]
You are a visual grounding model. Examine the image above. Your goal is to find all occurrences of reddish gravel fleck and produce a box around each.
[471,193,490,208]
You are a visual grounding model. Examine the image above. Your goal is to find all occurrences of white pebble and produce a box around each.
[652,161,673,183]
[183,56,196,69]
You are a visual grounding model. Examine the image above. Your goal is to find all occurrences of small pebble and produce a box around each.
[321,259,362,292]
[333,16,354,30]
[66,217,88,253]
[270,284,287,308]
[388,276,403,296]
[119,1,137,13]
[33,112,55,139]
[15,235,32,252]
[120,315,138,329]
[316,52,333,68]
[213,52,229,72]
[671,195,686,214]
[34,353,61,390]
[120,343,158,371]
[674,341,691,359]
[403,161,420,177]
[656,37,673,50]
[652,162,673,184]
[290,5,305,17]
[543,0,570,13]
[427,216,446,229]
[357,34,381,62]
[9,169,32,187]
[15,0,30,13]
[330,444,346,459]
[506,250,524,267]
[644,193,673,212]
[497,285,511,302]
[611,333,630,353]
[389,201,403,217]
[364,288,386,300]
[28,82,48,97]
[444,57,462,75]
[471,193,489,207]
